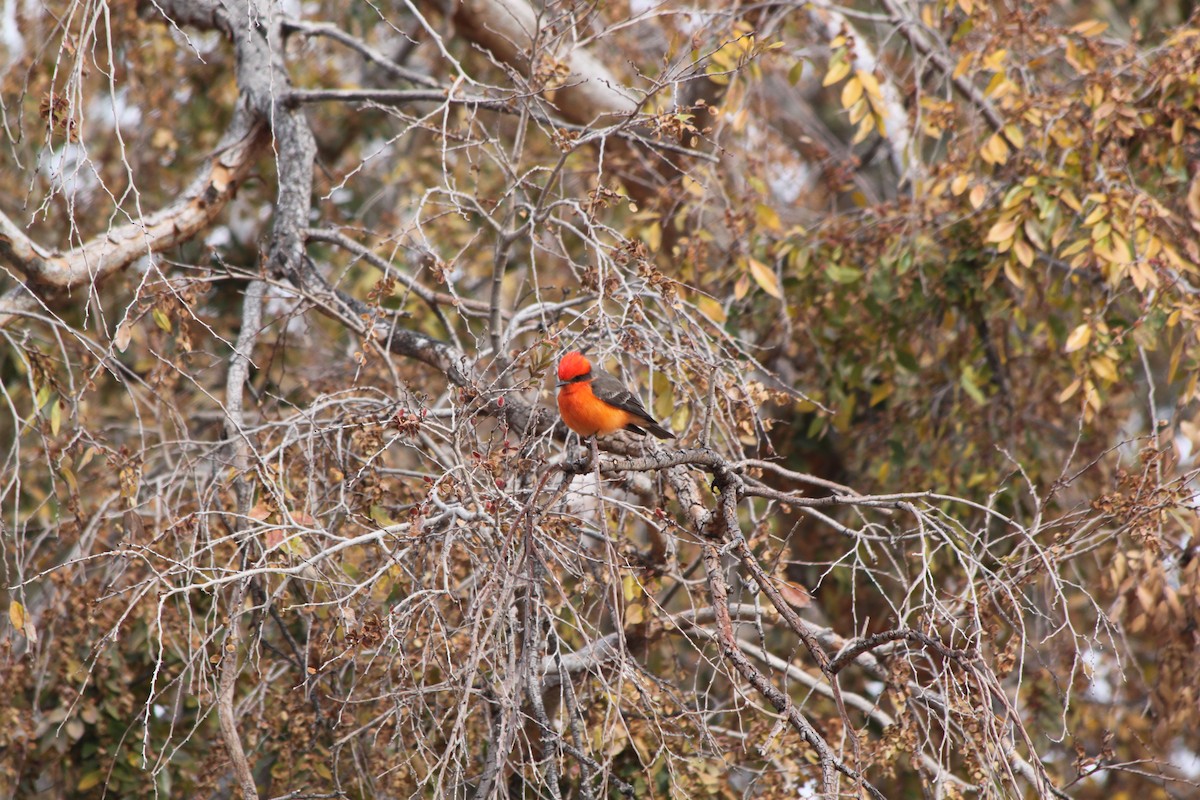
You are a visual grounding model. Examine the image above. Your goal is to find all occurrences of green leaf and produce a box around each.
[825,264,863,284]
[895,349,920,372]
[369,505,397,527]
[787,60,805,86]
[960,367,987,405]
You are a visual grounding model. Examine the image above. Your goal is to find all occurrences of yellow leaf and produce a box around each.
[857,70,882,99]
[1058,378,1081,403]
[869,382,894,406]
[1003,260,1024,288]
[984,71,1008,98]
[1024,219,1045,249]
[733,272,751,300]
[1060,238,1090,257]
[696,295,727,324]
[981,132,1009,165]
[1069,19,1109,37]
[1090,355,1118,383]
[61,466,78,493]
[152,307,172,333]
[1145,235,1162,260]
[1065,39,1093,73]
[969,184,987,209]
[871,104,889,138]
[9,600,36,642]
[985,219,1018,243]
[952,53,974,80]
[841,76,863,109]
[1013,239,1034,268]
[1167,339,1186,386]
[823,55,851,87]
[747,257,784,300]
[848,95,870,125]
[50,398,62,436]
[755,203,782,232]
[1003,124,1024,149]
[642,222,661,252]
[1050,224,1070,249]
[951,174,970,196]
[1083,205,1107,226]
[1132,261,1152,292]
[77,772,104,792]
[1110,232,1132,264]
[9,600,26,632]
[1064,323,1091,353]
[852,114,875,143]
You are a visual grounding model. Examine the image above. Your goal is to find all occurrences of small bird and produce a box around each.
[556,351,675,440]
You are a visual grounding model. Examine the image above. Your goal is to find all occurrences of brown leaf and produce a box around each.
[773,577,812,609]
[114,320,133,352]
[123,509,145,540]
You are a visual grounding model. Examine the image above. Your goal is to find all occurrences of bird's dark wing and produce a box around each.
[590,369,653,419]
[590,369,675,439]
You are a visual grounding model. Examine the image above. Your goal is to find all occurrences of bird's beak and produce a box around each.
[555,379,568,388]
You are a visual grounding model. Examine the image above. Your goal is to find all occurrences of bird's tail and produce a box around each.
[641,420,675,440]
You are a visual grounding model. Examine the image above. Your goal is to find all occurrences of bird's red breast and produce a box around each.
[557,381,638,436]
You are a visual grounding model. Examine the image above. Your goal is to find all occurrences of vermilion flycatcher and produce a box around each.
[556,351,675,440]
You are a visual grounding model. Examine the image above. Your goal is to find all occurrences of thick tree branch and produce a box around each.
[449,0,638,125]
[0,109,267,327]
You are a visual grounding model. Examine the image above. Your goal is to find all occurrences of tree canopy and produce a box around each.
[2,0,1199,798]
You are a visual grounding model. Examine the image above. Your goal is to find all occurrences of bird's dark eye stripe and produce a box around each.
[570,372,591,383]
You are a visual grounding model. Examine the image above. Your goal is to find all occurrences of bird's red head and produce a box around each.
[557,351,592,383]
